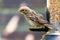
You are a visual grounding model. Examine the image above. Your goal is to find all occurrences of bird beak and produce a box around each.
[17,9,20,13]
[17,8,24,15]
[17,8,21,13]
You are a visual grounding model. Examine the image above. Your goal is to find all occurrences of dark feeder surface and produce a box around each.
[29,26,50,32]
[45,35,60,40]
[29,26,50,40]
[29,26,60,40]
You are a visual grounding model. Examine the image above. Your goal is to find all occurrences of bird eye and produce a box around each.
[23,9,27,11]
[20,9,27,12]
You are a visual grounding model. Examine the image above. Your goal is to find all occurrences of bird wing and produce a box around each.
[36,13,49,24]
[29,11,49,24]
[36,13,58,30]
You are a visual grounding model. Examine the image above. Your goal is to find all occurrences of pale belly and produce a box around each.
[25,16,45,28]
[28,20,36,27]
[28,20,45,28]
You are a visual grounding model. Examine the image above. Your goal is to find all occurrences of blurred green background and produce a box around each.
[0,0,60,40]
[0,0,46,40]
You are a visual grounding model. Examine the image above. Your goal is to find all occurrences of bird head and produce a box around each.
[17,6,32,15]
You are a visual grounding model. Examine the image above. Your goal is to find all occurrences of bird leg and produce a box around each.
[40,31,50,40]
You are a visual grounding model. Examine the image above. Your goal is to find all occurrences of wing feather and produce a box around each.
[36,13,49,24]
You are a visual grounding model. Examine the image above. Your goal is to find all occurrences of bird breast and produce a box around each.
[28,20,36,27]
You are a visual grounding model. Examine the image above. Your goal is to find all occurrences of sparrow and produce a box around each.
[17,5,58,40]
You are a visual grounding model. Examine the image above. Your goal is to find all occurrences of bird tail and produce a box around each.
[40,24,59,40]
[44,24,58,31]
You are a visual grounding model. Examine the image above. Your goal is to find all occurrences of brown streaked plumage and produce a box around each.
[17,5,58,40]
[17,6,57,29]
